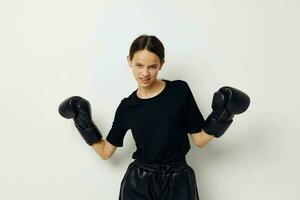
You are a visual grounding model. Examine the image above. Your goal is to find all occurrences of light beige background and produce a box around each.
[1,0,299,199]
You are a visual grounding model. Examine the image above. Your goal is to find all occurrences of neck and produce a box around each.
[137,79,164,97]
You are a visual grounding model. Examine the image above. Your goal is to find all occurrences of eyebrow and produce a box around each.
[135,62,158,66]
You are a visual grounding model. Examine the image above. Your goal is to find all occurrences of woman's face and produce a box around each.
[127,49,164,88]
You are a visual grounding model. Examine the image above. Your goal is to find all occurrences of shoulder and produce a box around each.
[169,79,195,100]
[118,96,133,111]
[119,97,128,107]
[170,79,190,91]
[113,98,128,113]
[114,97,131,119]
[170,79,188,85]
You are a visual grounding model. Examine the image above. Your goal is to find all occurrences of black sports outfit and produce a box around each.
[106,79,205,200]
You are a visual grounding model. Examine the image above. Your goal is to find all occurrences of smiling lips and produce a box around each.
[140,78,150,83]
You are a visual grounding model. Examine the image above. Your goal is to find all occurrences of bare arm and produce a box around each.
[189,129,215,148]
[92,139,117,160]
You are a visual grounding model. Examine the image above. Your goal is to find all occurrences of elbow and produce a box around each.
[196,139,210,148]
[92,140,110,160]
[101,156,109,160]
[198,142,210,148]
[101,154,111,160]
[196,130,215,148]
[100,150,111,160]
[100,153,107,160]
[196,142,206,148]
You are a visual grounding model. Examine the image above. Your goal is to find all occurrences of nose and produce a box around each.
[141,68,150,77]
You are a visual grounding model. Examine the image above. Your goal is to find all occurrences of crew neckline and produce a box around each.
[134,79,169,101]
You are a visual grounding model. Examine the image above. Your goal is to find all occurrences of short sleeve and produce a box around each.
[106,99,128,147]
[182,81,205,134]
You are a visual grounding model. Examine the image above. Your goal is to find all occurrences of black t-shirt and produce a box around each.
[106,79,205,164]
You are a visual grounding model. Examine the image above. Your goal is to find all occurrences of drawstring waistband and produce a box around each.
[133,159,188,173]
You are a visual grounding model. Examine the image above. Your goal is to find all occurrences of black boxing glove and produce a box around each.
[203,86,250,138]
[58,96,102,145]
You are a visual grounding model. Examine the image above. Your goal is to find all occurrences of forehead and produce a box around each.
[132,50,160,63]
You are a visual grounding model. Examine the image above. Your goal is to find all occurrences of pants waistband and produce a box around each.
[133,159,188,173]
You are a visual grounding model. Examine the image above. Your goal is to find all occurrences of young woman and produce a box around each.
[58,34,250,200]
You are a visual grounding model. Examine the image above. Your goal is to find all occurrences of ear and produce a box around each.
[159,59,165,70]
[127,56,132,67]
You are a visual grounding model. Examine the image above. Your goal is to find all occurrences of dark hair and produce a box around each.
[128,34,165,65]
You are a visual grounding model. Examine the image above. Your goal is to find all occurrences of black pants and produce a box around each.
[118,159,199,200]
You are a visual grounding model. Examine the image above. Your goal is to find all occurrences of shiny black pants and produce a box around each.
[118,159,199,200]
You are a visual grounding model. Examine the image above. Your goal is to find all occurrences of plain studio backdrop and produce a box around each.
[1,0,299,199]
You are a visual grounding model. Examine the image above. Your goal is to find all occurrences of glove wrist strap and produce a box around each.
[75,121,103,145]
[203,115,233,138]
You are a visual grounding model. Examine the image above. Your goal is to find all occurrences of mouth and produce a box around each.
[140,78,150,83]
